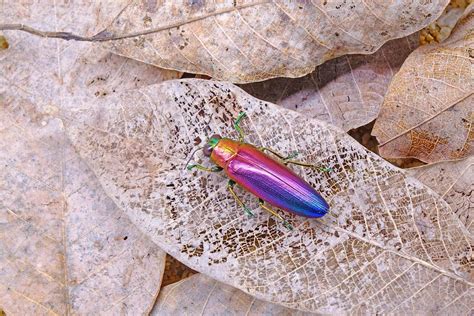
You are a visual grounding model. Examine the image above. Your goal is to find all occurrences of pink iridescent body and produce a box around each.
[211,138,328,218]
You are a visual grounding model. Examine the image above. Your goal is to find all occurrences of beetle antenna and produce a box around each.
[184,146,203,169]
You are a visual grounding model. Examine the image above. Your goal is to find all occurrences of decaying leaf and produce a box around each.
[61,79,472,314]
[420,0,472,44]
[161,255,197,287]
[0,102,165,315]
[0,34,179,114]
[0,1,180,113]
[241,34,419,131]
[0,3,183,314]
[408,157,473,237]
[151,273,312,315]
[104,0,449,83]
[372,6,474,163]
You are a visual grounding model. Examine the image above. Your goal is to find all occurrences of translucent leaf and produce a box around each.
[0,103,165,315]
[408,157,473,237]
[61,79,473,314]
[0,1,180,114]
[372,6,474,163]
[151,274,313,315]
[0,2,181,313]
[241,34,419,131]
[104,0,449,83]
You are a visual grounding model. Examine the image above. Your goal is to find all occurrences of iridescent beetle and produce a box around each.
[186,112,330,229]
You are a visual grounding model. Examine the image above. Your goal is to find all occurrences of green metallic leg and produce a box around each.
[228,180,254,217]
[259,199,293,230]
[187,164,223,172]
[234,111,247,142]
[260,147,332,172]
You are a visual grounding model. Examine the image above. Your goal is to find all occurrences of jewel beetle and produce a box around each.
[186,112,330,230]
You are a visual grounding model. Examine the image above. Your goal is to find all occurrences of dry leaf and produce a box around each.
[0,1,180,110]
[241,34,419,131]
[420,0,473,44]
[408,157,473,237]
[161,255,197,287]
[0,2,182,314]
[60,79,472,314]
[0,102,165,315]
[151,273,313,315]
[104,0,449,83]
[372,6,474,163]
[0,36,179,113]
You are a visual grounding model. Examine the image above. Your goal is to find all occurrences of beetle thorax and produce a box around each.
[210,138,239,168]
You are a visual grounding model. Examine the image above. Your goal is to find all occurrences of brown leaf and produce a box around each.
[372,6,474,163]
[240,34,419,131]
[0,35,8,50]
[104,0,448,83]
[0,2,181,314]
[151,274,314,315]
[61,79,473,314]
[408,157,473,237]
[161,255,197,287]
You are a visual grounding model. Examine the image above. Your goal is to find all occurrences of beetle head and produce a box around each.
[203,134,221,156]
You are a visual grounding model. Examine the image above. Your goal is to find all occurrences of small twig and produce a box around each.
[0,24,102,41]
[0,0,270,42]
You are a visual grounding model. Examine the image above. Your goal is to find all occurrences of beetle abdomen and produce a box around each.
[225,144,329,218]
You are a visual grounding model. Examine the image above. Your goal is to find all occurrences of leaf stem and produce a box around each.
[0,0,270,42]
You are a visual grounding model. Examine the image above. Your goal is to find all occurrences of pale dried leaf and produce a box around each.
[104,0,448,83]
[241,34,419,131]
[61,79,473,314]
[372,6,474,163]
[0,1,180,110]
[0,102,165,315]
[408,157,474,237]
[151,273,313,315]
[0,2,181,314]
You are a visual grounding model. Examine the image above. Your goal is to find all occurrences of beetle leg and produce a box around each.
[187,164,223,172]
[258,199,293,230]
[260,147,332,172]
[284,160,333,172]
[260,147,299,161]
[228,180,254,217]
[234,111,247,142]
